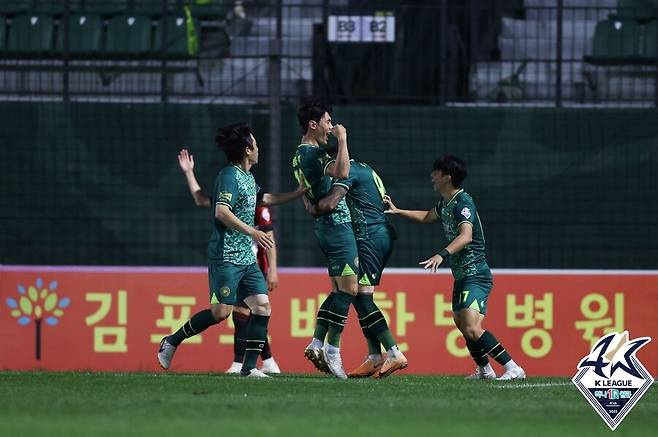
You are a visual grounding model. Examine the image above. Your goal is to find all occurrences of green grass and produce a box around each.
[0,372,655,437]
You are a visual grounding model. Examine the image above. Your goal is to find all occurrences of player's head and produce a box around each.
[215,122,259,165]
[431,155,467,191]
[297,100,333,145]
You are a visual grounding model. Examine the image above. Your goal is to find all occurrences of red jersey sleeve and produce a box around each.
[255,206,274,232]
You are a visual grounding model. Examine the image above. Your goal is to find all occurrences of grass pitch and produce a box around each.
[0,372,655,437]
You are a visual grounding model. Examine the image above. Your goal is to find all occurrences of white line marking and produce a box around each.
[494,382,574,388]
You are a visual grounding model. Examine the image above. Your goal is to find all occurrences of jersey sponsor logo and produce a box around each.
[218,192,232,203]
[572,331,654,430]
[460,207,472,219]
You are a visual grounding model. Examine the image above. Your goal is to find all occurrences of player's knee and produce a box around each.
[461,326,483,342]
[251,301,271,316]
[211,305,231,322]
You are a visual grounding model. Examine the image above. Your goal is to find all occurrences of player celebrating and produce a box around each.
[384,155,526,380]
[292,101,356,379]
[304,159,408,378]
[176,148,281,374]
[158,122,305,377]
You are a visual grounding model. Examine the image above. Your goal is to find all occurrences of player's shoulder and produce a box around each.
[219,164,238,177]
[455,190,477,208]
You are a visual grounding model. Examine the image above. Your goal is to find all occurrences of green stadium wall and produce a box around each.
[1,102,656,269]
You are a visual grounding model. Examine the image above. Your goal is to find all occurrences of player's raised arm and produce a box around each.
[215,204,273,249]
[325,124,350,179]
[383,195,439,224]
[178,148,211,207]
[259,182,308,206]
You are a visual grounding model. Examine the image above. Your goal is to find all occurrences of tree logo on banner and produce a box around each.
[572,331,654,431]
[5,277,71,360]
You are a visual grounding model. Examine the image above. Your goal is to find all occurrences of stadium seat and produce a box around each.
[82,0,129,17]
[153,14,199,57]
[7,14,55,53]
[132,0,183,18]
[55,13,102,55]
[0,1,32,16]
[644,20,657,59]
[33,1,83,15]
[585,18,642,63]
[186,0,229,20]
[0,16,6,51]
[615,0,657,22]
[105,14,152,56]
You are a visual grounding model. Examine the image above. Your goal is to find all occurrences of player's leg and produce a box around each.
[226,303,250,374]
[239,264,272,378]
[157,262,235,370]
[259,299,280,374]
[322,272,357,379]
[453,276,525,380]
[351,229,406,378]
[304,277,336,374]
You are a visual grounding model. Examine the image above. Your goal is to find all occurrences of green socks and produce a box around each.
[325,291,355,347]
[476,330,512,365]
[466,338,489,366]
[168,309,218,347]
[241,314,270,372]
[354,293,397,352]
[313,292,336,342]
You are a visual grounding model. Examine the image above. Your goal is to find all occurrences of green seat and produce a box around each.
[0,1,32,16]
[33,1,83,15]
[55,14,102,54]
[105,14,152,55]
[616,0,657,22]
[8,14,54,53]
[0,16,6,51]
[153,14,198,57]
[186,0,228,20]
[644,20,657,59]
[132,0,183,18]
[590,18,641,59]
[82,0,129,16]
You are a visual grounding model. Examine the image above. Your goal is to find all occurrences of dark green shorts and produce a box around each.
[452,274,493,315]
[208,261,268,305]
[314,222,359,277]
[357,226,394,286]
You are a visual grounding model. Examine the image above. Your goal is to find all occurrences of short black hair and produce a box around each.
[297,100,332,132]
[215,122,253,163]
[433,155,467,187]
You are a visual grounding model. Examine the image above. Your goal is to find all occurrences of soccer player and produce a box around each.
[176,148,281,374]
[158,122,305,377]
[292,101,356,379]
[384,155,526,380]
[303,159,408,378]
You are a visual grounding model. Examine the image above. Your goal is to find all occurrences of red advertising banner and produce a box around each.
[1,266,656,376]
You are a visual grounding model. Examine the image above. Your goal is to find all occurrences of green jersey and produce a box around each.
[291,144,351,227]
[434,189,490,281]
[208,164,258,265]
[333,160,391,240]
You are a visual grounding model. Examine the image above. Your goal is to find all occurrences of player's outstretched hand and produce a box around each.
[178,149,194,173]
[252,229,274,250]
[419,254,444,272]
[383,195,399,214]
[331,124,347,142]
[267,271,279,291]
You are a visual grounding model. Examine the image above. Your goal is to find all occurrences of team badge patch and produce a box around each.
[572,331,653,430]
[460,207,471,219]
[219,286,231,297]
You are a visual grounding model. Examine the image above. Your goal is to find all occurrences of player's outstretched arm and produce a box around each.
[178,149,211,207]
[260,182,308,206]
[325,124,350,179]
[383,195,438,224]
[215,204,274,249]
[265,230,279,291]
